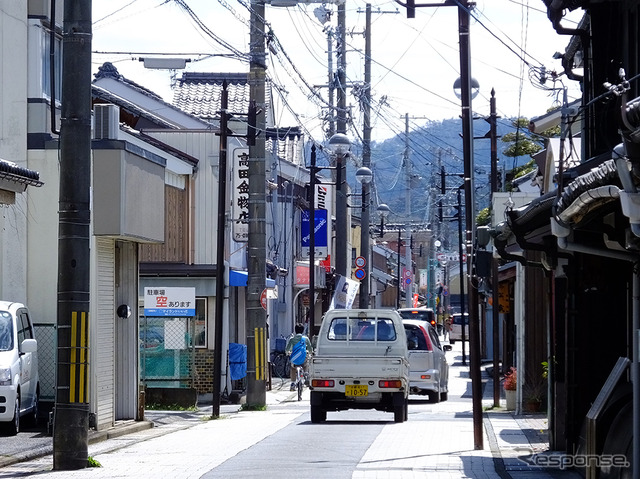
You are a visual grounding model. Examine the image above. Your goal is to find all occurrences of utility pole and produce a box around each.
[458,1,483,450]
[404,114,413,307]
[488,89,501,409]
[359,3,372,308]
[213,82,229,418]
[246,0,268,407]
[334,0,348,279]
[326,29,335,138]
[53,0,91,470]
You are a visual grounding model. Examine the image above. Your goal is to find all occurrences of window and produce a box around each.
[404,325,428,350]
[17,309,33,348]
[428,327,441,350]
[42,26,62,102]
[327,317,396,341]
[0,312,14,351]
[193,298,207,348]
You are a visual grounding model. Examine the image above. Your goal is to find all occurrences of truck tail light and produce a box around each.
[420,374,432,380]
[379,380,402,388]
[311,379,335,388]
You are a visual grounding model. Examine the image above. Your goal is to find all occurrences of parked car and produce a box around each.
[0,301,39,435]
[397,307,441,334]
[402,319,452,403]
[448,312,469,344]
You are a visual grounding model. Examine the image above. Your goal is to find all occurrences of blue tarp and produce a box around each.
[229,343,247,380]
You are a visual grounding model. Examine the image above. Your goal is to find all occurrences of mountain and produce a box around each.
[347,117,531,225]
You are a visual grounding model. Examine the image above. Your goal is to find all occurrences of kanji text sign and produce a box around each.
[144,287,196,317]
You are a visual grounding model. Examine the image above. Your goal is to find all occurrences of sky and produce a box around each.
[91,0,584,144]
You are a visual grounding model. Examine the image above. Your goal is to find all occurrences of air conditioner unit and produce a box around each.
[93,104,120,140]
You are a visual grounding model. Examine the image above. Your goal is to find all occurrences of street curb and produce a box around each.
[88,419,154,444]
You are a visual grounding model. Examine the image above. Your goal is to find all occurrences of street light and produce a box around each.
[327,133,351,281]
[453,76,480,100]
[377,203,390,237]
[356,167,373,308]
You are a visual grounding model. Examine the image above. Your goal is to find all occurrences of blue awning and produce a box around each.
[229,270,276,288]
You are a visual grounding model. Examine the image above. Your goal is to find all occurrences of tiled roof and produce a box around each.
[0,158,44,191]
[172,72,252,119]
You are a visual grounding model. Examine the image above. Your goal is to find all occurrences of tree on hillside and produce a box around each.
[501,117,543,158]
[500,113,561,191]
[501,112,561,158]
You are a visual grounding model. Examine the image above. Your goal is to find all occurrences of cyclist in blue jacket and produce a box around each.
[285,323,313,391]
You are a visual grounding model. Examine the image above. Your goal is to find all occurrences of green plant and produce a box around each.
[240,403,268,411]
[541,361,549,379]
[145,403,198,411]
[503,366,517,391]
[87,456,102,468]
[476,207,491,226]
[524,366,547,410]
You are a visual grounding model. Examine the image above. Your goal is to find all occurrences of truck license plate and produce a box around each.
[345,385,368,396]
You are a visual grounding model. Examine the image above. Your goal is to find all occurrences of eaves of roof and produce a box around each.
[92,85,183,130]
[118,126,200,169]
[0,158,44,191]
[94,62,164,101]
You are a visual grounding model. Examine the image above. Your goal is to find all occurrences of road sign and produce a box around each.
[355,256,366,268]
[354,268,366,280]
[260,289,268,310]
[405,278,411,285]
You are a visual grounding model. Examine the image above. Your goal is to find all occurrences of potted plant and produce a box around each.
[524,366,547,412]
[503,366,517,411]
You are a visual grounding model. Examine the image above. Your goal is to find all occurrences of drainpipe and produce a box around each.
[616,91,640,478]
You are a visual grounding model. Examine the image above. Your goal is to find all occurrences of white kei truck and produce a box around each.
[308,309,410,423]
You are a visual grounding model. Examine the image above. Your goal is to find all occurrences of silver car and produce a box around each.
[403,319,451,403]
[0,301,39,435]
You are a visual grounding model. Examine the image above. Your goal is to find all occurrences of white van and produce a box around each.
[448,312,469,344]
[0,301,39,435]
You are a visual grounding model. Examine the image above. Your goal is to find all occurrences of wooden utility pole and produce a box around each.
[53,0,91,469]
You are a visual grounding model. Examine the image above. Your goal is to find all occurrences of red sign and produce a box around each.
[320,255,332,272]
[260,289,268,310]
[354,268,366,280]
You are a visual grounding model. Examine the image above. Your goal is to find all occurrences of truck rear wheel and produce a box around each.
[310,405,326,423]
[394,399,407,423]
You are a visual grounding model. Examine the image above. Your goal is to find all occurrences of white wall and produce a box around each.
[0,3,29,301]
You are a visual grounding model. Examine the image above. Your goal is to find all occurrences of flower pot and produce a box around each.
[525,399,542,412]
[505,389,516,411]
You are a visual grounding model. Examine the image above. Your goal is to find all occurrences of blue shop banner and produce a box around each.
[301,208,328,258]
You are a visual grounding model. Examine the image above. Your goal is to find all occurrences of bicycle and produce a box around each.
[270,350,290,380]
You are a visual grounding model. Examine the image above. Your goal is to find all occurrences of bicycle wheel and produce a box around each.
[270,353,287,379]
[297,374,303,401]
